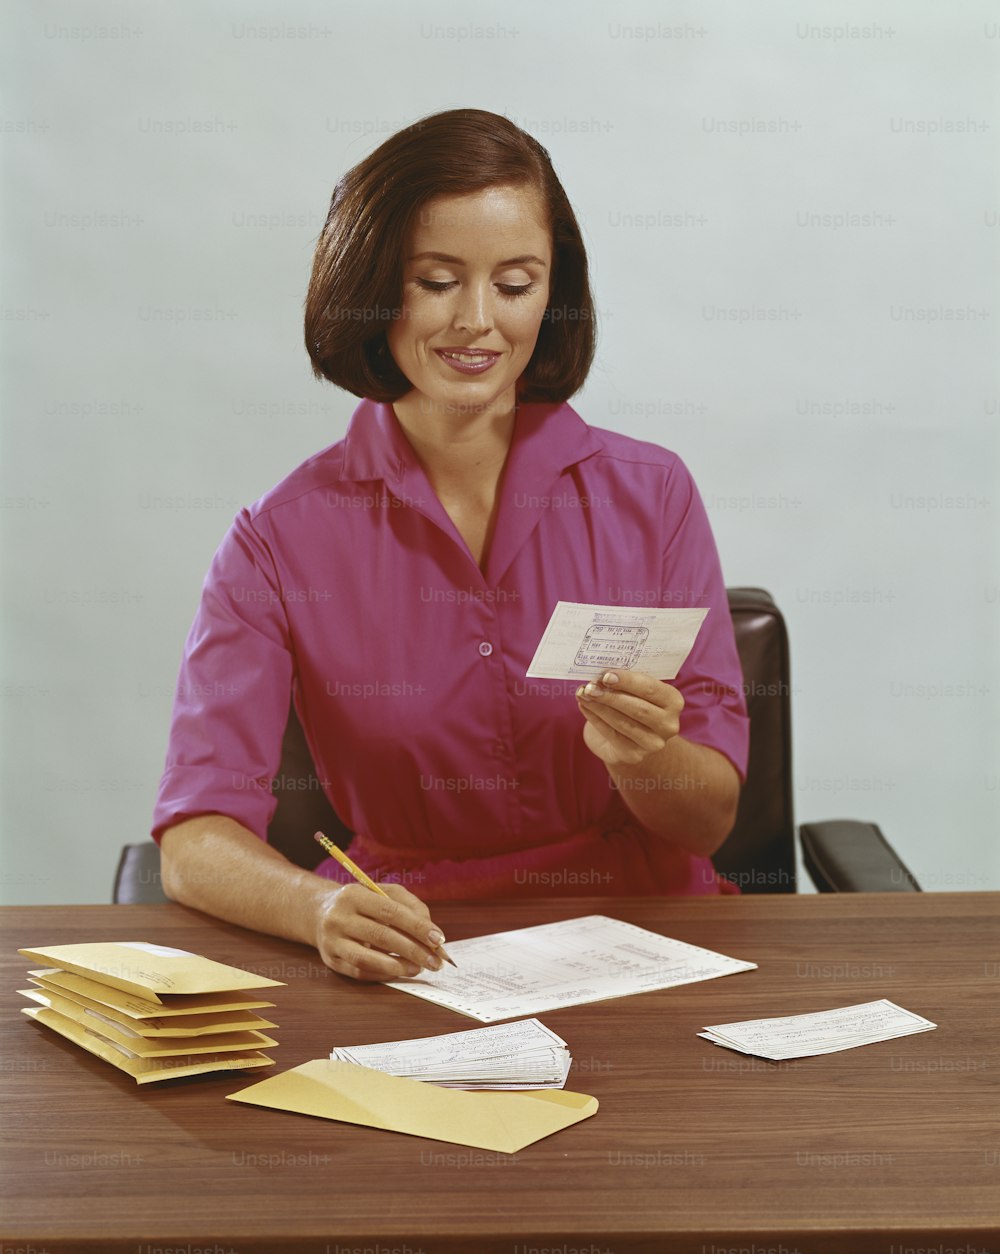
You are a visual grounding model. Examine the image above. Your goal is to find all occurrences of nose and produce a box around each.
[452,281,493,337]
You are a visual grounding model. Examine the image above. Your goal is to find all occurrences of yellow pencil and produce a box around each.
[313,831,457,968]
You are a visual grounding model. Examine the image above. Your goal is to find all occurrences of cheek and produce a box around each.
[503,299,548,349]
[388,300,429,361]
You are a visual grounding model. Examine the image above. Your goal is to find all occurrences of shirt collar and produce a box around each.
[338,397,605,486]
[338,396,606,586]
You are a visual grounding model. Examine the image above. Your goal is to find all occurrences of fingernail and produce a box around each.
[427,954,443,971]
[405,963,420,977]
[428,928,445,946]
[602,671,619,685]
[583,682,601,698]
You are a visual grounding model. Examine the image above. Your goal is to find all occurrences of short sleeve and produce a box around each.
[661,459,749,781]
[151,509,294,843]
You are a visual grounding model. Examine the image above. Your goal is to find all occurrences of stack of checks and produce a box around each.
[330,1017,572,1089]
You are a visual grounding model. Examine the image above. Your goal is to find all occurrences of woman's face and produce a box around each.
[387,183,552,418]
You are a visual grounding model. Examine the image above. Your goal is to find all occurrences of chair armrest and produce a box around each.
[799,821,921,893]
[113,842,169,904]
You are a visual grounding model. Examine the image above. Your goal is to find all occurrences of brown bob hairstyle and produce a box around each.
[304,108,596,403]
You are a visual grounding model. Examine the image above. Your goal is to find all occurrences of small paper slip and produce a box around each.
[526,601,708,681]
[330,1018,571,1090]
[699,999,937,1060]
[386,915,756,1023]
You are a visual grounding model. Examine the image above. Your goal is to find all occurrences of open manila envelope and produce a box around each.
[17,942,284,1001]
[227,1059,598,1153]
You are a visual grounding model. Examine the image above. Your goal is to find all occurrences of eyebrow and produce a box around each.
[407,251,548,267]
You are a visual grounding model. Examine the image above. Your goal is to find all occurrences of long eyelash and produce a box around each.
[414,278,537,299]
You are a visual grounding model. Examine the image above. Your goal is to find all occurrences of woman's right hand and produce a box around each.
[315,881,449,982]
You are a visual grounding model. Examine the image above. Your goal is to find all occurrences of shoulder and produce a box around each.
[559,402,694,488]
[242,439,348,525]
[587,422,687,473]
[560,406,706,538]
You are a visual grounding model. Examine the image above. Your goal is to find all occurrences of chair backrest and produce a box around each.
[711,587,795,892]
[269,586,796,892]
[267,704,349,871]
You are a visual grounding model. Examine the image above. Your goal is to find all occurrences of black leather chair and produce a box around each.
[115,587,920,903]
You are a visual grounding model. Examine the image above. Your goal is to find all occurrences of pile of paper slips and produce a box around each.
[330,1017,571,1089]
[699,998,936,1060]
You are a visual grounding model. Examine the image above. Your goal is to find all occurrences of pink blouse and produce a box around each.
[152,398,749,899]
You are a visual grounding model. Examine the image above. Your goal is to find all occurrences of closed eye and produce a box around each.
[415,278,537,299]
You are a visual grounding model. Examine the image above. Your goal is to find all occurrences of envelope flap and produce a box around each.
[18,942,284,998]
[226,1059,597,1153]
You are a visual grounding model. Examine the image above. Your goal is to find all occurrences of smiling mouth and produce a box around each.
[434,349,502,375]
[436,350,501,363]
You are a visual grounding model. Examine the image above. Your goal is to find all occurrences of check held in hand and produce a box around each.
[527,601,707,770]
[525,601,707,682]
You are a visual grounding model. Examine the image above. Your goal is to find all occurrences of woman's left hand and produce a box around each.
[576,669,684,769]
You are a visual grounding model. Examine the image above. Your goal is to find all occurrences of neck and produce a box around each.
[391,391,518,486]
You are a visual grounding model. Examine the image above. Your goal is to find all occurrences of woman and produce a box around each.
[153,109,749,982]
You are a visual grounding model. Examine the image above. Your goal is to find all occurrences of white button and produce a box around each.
[478,641,493,657]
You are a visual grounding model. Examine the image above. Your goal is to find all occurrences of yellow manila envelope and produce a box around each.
[28,968,277,1017]
[17,942,284,1001]
[22,1007,275,1084]
[20,990,278,1056]
[227,1059,598,1153]
[25,976,276,1036]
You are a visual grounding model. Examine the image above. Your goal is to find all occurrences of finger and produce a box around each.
[578,703,649,765]
[579,675,682,716]
[378,884,455,963]
[353,912,445,971]
[578,686,678,736]
[342,883,436,942]
[584,669,678,707]
[329,886,444,970]
[380,881,432,920]
[577,693,673,751]
[320,939,425,984]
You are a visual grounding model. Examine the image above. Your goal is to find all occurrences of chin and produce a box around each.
[427,375,517,410]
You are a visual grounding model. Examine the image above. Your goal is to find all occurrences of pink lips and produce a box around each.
[434,348,501,376]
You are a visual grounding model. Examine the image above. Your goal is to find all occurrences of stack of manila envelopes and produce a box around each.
[18,940,284,1083]
[228,1058,598,1152]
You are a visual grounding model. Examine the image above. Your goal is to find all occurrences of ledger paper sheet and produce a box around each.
[386,915,756,1023]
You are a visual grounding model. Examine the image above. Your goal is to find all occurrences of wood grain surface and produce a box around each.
[2,893,998,1253]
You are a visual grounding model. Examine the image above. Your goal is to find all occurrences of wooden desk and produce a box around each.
[2,894,998,1253]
